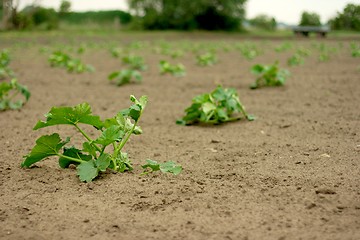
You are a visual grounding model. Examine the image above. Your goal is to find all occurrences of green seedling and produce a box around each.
[296,47,311,57]
[142,159,182,175]
[250,62,290,89]
[159,60,186,77]
[48,51,94,73]
[350,43,360,57]
[110,47,123,58]
[275,42,292,52]
[318,52,330,62]
[108,69,142,86]
[0,49,14,79]
[77,44,86,55]
[0,78,30,111]
[122,55,147,71]
[196,52,217,66]
[287,54,304,66]
[176,86,254,125]
[22,96,149,182]
[169,49,184,59]
[239,45,261,60]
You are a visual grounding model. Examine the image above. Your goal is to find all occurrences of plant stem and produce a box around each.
[74,124,102,152]
[117,120,138,153]
[57,153,86,164]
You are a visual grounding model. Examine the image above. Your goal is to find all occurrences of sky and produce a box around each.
[17,0,360,25]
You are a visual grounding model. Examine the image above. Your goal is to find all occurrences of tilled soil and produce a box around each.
[0,33,359,240]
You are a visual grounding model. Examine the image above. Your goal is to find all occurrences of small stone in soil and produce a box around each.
[315,188,336,195]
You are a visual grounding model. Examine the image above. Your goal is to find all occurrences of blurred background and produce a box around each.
[0,0,359,35]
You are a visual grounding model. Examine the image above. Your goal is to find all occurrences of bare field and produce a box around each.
[0,33,359,240]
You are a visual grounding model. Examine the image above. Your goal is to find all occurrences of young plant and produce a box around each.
[350,43,360,57]
[274,42,292,52]
[22,96,147,182]
[122,54,147,71]
[159,60,186,77]
[108,69,142,86]
[110,47,123,58]
[296,47,311,57]
[0,49,14,79]
[250,62,290,89]
[0,78,30,110]
[142,159,182,175]
[48,51,94,73]
[287,54,304,66]
[318,52,330,62]
[237,43,262,60]
[176,86,254,125]
[196,52,217,66]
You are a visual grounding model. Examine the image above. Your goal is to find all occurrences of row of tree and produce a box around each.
[1,0,359,31]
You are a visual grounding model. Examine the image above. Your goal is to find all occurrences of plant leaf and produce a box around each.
[94,125,124,146]
[33,102,103,130]
[82,142,97,157]
[58,147,92,169]
[141,159,160,172]
[96,153,111,172]
[77,160,99,183]
[160,161,182,175]
[21,133,69,168]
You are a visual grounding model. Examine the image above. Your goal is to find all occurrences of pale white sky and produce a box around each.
[18,0,360,25]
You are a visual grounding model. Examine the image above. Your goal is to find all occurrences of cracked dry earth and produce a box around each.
[0,33,359,240]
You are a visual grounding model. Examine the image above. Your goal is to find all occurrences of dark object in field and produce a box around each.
[292,26,330,37]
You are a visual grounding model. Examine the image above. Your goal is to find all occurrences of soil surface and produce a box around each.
[0,33,359,240]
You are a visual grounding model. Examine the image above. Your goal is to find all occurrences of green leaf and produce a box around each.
[116,152,133,172]
[33,102,103,130]
[58,147,92,169]
[251,64,264,75]
[141,159,160,172]
[82,142,97,158]
[94,125,124,146]
[96,153,111,172]
[202,102,216,114]
[160,161,182,175]
[77,160,99,183]
[21,133,69,168]
[142,159,182,175]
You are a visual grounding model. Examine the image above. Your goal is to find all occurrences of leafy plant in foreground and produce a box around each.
[250,62,290,89]
[159,60,186,77]
[176,86,254,125]
[48,51,94,73]
[196,52,217,66]
[108,69,142,86]
[21,96,154,182]
[0,79,31,110]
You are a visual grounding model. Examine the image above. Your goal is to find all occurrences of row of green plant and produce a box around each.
[48,51,94,73]
[0,50,31,111]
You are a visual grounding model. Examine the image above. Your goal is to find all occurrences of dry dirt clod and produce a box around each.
[315,188,336,195]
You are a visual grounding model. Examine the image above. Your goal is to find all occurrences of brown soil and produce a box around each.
[0,33,359,240]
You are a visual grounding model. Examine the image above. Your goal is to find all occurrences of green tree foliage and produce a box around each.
[12,5,59,30]
[299,11,321,26]
[329,4,360,31]
[249,14,277,31]
[59,0,71,14]
[60,11,132,25]
[128,0,247,31]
